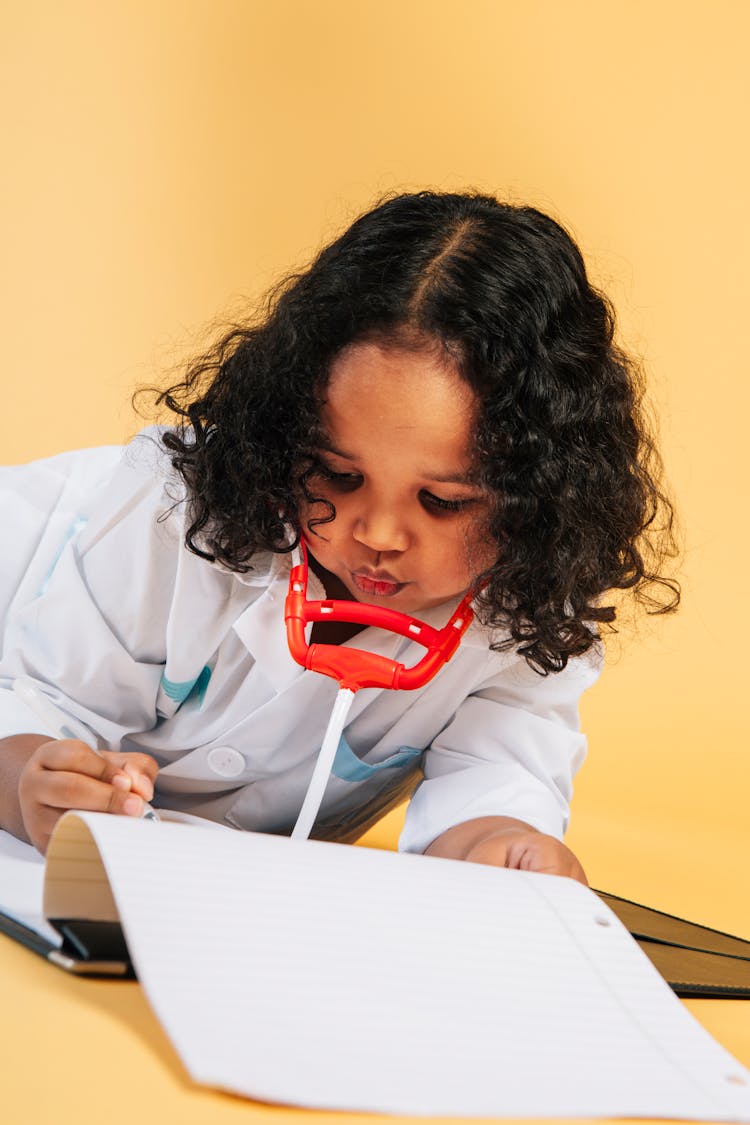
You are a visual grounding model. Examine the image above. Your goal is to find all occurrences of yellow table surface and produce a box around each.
[2,808,749,1125]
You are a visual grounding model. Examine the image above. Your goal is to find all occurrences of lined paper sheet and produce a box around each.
[42,812,750,1119]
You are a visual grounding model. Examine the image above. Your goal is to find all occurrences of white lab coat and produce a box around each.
[0,429,601,851]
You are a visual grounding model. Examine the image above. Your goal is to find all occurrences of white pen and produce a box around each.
[12,675,159,821]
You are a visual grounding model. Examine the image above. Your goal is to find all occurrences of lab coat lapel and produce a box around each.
[231,554,307,693]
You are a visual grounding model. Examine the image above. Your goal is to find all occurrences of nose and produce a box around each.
[352,505,410,554]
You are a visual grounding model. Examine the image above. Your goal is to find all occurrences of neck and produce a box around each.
[306,548,366,644]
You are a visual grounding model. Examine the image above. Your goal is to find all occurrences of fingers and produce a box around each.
[516,849,588,885]
[28,741,157,801]
[465,832,588,884]
[24,762,143,816]
[100,750,158,802]
[506,837,588,885]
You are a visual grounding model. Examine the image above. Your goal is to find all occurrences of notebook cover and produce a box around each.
[595,891,750,998]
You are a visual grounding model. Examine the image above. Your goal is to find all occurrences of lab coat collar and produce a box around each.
[231,552,309,693]
[227,546,294,589]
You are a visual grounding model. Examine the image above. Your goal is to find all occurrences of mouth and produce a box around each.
[351,570,406,598]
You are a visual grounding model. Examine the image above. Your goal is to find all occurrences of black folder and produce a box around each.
[595,891,750,998]
[0,911,133,977]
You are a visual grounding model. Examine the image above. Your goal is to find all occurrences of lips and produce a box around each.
[351,570,405,597]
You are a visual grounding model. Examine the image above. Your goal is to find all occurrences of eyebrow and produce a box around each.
[317,441,480,487]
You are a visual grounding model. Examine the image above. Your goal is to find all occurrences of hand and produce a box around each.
[17,738,159,853]
[463,828,588,884]
[425,815,588,884]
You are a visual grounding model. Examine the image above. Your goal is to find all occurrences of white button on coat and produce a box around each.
[207,746,246,778]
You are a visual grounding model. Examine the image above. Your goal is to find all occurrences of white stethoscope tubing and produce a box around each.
[291,685,356,839]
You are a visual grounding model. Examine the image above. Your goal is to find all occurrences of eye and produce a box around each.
[314,461,362,491]
[420,490,474,514]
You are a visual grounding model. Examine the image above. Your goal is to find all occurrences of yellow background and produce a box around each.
[1,0,748,1046]
[2,3,750,1122]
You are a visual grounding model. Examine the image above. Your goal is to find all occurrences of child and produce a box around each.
[0,191,678,877]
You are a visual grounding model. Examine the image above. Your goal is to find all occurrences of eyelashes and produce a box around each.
[314,464,362,491]
[311,461,476,514]
[421,492,472,513]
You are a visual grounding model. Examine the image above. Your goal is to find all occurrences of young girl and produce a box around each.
[0,191,678,878]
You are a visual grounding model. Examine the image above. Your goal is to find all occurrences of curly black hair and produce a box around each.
[143,190,679,674]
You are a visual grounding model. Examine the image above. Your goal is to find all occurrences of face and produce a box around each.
[298,341,496,615]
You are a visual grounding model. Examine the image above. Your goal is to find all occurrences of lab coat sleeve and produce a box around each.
[0,435,184,747]
[398,644,603,854]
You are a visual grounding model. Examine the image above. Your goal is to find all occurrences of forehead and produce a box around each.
[323,342,478,471]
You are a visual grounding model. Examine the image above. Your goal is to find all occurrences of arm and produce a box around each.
[424,814,587,883]
[399,644,602,881]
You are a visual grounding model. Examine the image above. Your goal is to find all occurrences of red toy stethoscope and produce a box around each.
[284,539,476,838]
